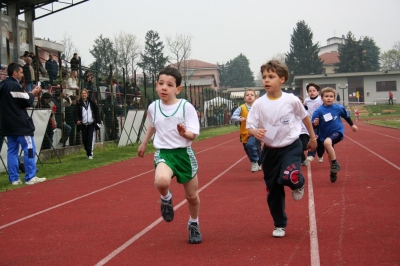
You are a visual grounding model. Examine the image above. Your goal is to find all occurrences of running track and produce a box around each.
[0,122,399,266]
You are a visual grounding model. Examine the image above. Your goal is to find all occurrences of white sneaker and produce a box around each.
[302,160,308,166]
[306,156,314,162]
[272,227,285,238]
[251,162,259,172]
[258,165,262,171]
[88,156,93,159]
[292,186,305,201]
[12,180,22,185]
[318,157,323,163]
[25,177,46,185]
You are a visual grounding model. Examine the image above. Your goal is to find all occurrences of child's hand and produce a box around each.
[313,118,319,126]
[307,139,317,151]
[239,117,246,122]
[351,125,358,132]
[138,143,147,157]
[177,123,186,136]
[254,128,267,140]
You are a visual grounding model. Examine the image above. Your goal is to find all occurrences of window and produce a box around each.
[376,81,397,92]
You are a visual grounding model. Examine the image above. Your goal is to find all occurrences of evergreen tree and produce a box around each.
[285,20,322,84]
[138,30,168,78]
[219,54,254,88]
[361,36,381,71]
[335,32,372,73]
[89,34,117,77]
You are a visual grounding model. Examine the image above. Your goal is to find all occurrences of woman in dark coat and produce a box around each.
[74,89,101,159]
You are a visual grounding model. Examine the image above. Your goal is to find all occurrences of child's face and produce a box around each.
[307,86,319,98]
[156,74,182,104]
[261,69,285,94]
[321,92,335,106]
[244,91,256,104]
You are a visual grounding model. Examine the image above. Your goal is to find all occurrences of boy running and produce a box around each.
[138,67,202,244]
[246,60,317,238]
[312,87,358,183]
[231,89,262,172]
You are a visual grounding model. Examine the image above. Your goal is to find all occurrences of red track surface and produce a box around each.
[1,122,399,266]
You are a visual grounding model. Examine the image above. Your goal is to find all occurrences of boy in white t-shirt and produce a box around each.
[246,60,317,238]
[138,67,202,244]
[304,82,324,163]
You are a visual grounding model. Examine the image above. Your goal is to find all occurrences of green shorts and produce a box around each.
[154,147,198,184]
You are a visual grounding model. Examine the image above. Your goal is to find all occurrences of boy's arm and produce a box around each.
[177,124,197,140]
[302,116,317,151]
[231,106,242,122]
[138,126,155,157]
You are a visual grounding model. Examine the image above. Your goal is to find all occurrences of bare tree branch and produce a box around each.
[114,31,141,78]
[166,33,193,82]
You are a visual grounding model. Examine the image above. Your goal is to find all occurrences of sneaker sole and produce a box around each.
[188,238,202,244]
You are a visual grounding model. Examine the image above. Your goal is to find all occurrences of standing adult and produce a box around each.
[70,53,80,72]
[389,91,394,105]
[45,54,58,85]
[74,89,101,159]
[22,57,35,92]
[0,63,46,185]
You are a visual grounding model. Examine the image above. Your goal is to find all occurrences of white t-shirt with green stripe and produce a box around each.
[148,99,200,149]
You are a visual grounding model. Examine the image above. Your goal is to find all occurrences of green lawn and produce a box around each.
[0,125,239,192]
[362,104,400,129]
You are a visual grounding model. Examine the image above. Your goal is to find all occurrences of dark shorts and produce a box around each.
[326,132,343,147]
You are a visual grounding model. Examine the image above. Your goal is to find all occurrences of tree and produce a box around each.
[114,31,141,78]
[361,36,380,71]
[89,35,117,78]
[334,32,381,73]
[219,54,254,88]
[285,20,322,84]
[138,30,168,78]
[381,49,400,71]
[166,33,193,83]
[60,32,80,70]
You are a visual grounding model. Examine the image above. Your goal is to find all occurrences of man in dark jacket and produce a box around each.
[70,53,80,72]
[22,57,35,92]
[45,54,58,85]
[0,63,46,185]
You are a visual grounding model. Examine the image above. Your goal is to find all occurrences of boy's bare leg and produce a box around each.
[324,138,336,161]
[183,175,200,219]
[154,163,173,196]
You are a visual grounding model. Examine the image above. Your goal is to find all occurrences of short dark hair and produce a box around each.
[306,82,321,92]
[260,60,289,83]
[158,67,182,87]
[7,63,22,77]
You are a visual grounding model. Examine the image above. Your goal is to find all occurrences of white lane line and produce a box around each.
[0,170,155,230]
[346,136,400,170]
[95,156,247,266]
[358,128,400,141]
[0,137,238,230]
[307,164,320,266]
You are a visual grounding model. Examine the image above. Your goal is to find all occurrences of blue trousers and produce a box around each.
[7,135,37,182]
[243,136,261,164]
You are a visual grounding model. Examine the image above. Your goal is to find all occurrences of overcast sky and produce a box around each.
[32,0,400,76]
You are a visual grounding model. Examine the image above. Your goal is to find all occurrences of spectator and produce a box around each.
[22,57,35,92]
[30,52,46,77]
[84,71,94,100]
[65,96,80,146]
[389,91,394,105]
[66,70,79,96]
[50,90,72,146]
[70,53,80,72]
[18,55,26,66]
[37,92,55,150]
[45,54,58,85]
[0,62,46,185]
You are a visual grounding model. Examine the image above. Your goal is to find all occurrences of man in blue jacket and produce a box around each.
[45,53,58,85]
[0,63,46,185]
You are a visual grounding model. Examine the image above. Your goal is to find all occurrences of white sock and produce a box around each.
[189,217,198,224]
[161,191,171,201]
